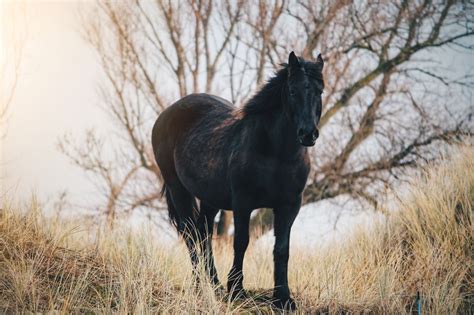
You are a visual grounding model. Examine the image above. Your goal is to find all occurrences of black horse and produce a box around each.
[152,52,324,310]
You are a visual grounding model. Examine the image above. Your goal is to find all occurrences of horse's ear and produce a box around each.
[316,53,324,70]
[288,51,301,74]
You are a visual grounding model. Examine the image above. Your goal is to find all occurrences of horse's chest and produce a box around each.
[233,155,310,206]
[270,162,308,193]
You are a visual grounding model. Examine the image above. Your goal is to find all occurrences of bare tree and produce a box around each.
[286,0,473,208]
[60,0,473,233]
[60,0,244,227]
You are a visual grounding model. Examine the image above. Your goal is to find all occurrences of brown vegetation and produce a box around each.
[1,146,472,313]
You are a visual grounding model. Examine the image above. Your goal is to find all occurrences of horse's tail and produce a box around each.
[161,184,199,234]
[161,184,179,230]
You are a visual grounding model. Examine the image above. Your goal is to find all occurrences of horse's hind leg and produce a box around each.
[197,202,220,286]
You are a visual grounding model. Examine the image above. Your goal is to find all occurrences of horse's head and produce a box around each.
[286,51,324,147]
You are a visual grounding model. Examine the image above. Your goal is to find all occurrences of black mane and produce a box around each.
[242,60,322,115]
[242,66,289,115]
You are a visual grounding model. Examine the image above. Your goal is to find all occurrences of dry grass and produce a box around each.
[0,146,472,314]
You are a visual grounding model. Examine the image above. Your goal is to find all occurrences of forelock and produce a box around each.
[303,62,323,82]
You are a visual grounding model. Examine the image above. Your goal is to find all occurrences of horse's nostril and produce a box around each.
[313,129,319,140]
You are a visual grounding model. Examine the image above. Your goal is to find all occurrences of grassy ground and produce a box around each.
[0,147,472,314]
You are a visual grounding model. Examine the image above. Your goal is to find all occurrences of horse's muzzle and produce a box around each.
[298,129,319,146]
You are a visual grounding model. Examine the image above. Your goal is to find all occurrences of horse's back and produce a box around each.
[152,93,232,152]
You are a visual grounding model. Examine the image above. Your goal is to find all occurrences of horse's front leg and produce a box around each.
[227,209,251,299]
[272,200,300,310]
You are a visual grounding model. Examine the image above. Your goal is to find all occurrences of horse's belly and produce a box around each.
[175,159,232,210]
[193,179,232,210]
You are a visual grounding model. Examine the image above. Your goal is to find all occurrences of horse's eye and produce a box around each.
[289,88,296,96]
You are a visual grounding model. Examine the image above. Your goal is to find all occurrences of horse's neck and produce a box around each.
[242,76,305,159]
[262,106,304,159]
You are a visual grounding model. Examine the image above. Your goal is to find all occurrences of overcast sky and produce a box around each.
[1,1,108,207]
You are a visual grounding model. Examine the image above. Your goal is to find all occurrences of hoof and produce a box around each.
[228,287,248,301]
[214,284,225,292]
[272,296,297,311]
[214,284,226,298]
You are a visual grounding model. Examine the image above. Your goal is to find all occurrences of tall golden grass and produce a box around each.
[0,146,472,313]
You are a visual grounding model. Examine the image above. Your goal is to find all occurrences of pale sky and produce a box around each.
[1,1,108,207]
